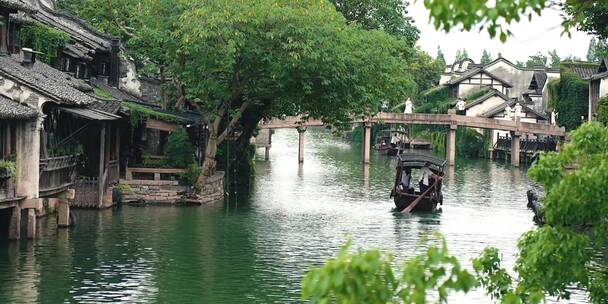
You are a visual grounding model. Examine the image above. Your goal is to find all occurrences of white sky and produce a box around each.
[408,1,594,64]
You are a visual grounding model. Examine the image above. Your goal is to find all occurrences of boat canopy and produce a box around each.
[397,153,446,172]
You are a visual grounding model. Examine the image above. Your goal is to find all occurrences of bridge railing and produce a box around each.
[260,113,566,137]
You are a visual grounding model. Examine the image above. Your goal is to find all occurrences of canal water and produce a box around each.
[0,128,585,303]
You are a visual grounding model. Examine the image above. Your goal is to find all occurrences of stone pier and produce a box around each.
[297,127,306,163]
[8,205,21,240]
[362,122,372,164]
[510,131,521,167]
[446,125,457,166]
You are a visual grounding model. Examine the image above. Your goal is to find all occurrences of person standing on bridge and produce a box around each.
[404,98,414,114]
[514,103,523,118]
[504,104,513,119]
[456,98,466,115]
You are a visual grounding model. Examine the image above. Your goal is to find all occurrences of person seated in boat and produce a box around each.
[419,161,442,193]
[399,167,414,193]
[390,134,399,147]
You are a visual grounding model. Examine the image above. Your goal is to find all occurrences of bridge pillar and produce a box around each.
[511,131,521,167]
[8,205,21,240]
[264,146,270,161]
[26,209,36,239]
[363,122,372,164]
[297,127,306,163]
[447,125,457,166]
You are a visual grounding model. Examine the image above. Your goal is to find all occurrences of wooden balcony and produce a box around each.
[39,155,79,197]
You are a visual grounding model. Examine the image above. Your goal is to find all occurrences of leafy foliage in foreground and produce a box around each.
[305,123,608,303]
[475,122,608,303]
[302,238,476,304]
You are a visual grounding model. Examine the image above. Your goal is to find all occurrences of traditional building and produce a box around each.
[588,58,608,120]
[440,57,560,114]
[0,0,127,239]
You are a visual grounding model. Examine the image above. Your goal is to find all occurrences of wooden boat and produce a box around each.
[390,153,446,212]
[374,130,408,156]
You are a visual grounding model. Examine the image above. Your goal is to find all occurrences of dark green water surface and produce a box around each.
[0,129,585,303]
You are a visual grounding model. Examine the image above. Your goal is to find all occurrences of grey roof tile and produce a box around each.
[0,55,99,105]
[0,0,36,13]
[0,95,37,120]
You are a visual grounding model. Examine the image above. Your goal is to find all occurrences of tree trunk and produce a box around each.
[197,127,218,187]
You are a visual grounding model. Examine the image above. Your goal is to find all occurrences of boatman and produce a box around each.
[419,161,441,192]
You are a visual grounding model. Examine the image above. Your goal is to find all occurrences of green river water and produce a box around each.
[0,128,586,303]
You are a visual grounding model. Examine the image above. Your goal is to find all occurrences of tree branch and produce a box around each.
[217,100,253,144]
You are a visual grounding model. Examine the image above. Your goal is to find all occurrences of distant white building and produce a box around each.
[588,58,608,120]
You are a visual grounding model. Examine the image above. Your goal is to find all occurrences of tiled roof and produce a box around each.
[481,101,548,120]
[0,55,99,105]
[446,68,513,88]
[528,71,548,95]
[561,61,600,79]
[29,2,112,55]
[0,95,37,120]
[465,88,510,110]
[0,0,36,13]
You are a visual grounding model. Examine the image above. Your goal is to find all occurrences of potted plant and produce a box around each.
[0,159,17,181]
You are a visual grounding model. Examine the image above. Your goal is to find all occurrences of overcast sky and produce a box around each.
[408,1,594,64]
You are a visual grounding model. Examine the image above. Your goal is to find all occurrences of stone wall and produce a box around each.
[120,171,225,205]
[121,180,188,204]
[196,171,225,204]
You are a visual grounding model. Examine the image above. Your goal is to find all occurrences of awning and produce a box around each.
[59,107,121,121]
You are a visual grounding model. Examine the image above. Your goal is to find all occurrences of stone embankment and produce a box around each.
[120,171,225,205]
[526,183,545,224]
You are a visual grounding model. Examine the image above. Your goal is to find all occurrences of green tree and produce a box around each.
[330,0,420,45]
[128,0,414,184]
[480,49,492,65]
[454,48,469,62]
[436,46,446,66]
[525,52,548,68]
[407,48,444,94]
[548,50,561,68]
[302,237,477,304]
[476,122,608,303]
[587,38,608,62]
[57,0,140,42]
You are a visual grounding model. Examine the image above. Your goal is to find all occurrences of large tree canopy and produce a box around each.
[330,0,420,45]
[112,0,414,180]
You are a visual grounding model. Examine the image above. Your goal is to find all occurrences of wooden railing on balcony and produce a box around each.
[39,155,78,197]
[494,136,557,153]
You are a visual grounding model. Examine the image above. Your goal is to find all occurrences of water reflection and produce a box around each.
[0,128,587,303]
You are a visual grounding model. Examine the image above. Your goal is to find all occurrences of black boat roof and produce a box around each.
[397,153,446,172]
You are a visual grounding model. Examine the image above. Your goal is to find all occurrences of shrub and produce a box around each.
[179,164,201,187]
[165,128,196,168]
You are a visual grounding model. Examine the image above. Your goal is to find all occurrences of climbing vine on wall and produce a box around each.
[20,22,70,67]
[552,72,589,131]
[597,96,608,125]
